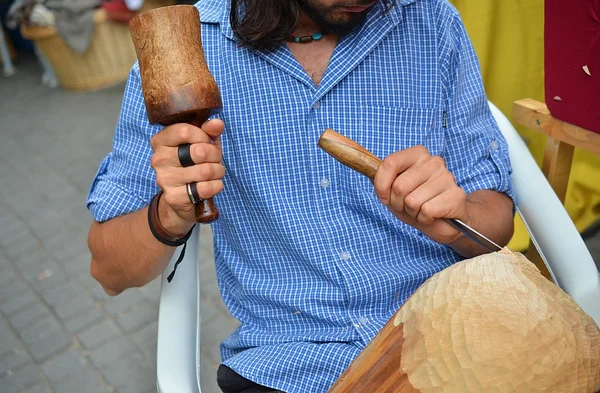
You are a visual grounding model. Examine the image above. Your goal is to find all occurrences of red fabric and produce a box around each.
[545,0,600,134]
[102,0,137,23]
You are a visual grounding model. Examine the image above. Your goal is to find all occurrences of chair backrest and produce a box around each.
[157,225,202,393]
[488,101,600,326]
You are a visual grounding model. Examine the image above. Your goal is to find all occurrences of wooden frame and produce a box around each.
[513,98,600,280]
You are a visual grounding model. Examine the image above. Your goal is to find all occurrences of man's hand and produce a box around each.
[88,119,226,296]
[150,119,225,237]
[373,145,468,245]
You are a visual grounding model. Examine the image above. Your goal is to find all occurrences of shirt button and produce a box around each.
[490,140,499,151]
[319,178,330,188]
[358,316,369,325]
[312,101,321,110]
[340,251,351,261]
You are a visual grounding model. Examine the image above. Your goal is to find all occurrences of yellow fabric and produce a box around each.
[449,0,600,251]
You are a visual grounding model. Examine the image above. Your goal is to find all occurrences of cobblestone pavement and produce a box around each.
[0,54,237,393]
[1,54,599,393]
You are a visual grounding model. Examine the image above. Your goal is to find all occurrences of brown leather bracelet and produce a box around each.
[148,190,193,247]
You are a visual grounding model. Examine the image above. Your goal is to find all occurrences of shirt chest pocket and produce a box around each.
[335,106,447,206]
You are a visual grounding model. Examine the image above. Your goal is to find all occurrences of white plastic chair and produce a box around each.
[155,101,600,393]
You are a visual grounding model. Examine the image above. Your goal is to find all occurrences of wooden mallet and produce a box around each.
[129,5,222,223]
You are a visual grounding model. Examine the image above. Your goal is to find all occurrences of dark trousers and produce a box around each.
[217,365,285,393]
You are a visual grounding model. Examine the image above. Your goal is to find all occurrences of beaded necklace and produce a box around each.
[287,32,324,43]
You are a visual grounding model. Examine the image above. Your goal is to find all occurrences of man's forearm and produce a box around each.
[88,207,177,295]
[448,190,514,258]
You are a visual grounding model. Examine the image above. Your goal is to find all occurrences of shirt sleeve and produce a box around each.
[442,15,516,210]
[86,64,163,222]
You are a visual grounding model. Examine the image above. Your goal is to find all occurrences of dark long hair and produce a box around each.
[231,0,299,50]
[230,0,394,50]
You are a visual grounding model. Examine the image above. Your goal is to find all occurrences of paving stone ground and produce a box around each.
[0,54,237,393]
[1,53,599,393]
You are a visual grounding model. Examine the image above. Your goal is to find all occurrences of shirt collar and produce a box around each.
[377,0,417,26]
[219,0,235,41]
[195,0,235,40]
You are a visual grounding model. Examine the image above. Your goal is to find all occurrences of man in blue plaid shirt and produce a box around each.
[87,0,515,391]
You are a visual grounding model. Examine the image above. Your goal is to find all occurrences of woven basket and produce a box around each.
[20,0,175,91]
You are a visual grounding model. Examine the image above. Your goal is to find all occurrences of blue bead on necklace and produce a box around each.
[287,32,324,43]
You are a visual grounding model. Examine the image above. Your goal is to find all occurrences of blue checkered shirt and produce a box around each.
[87,0,515,391]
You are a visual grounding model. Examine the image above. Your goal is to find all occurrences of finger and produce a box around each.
[194,179,224,200]
[413,190,453,225]
[191,142,222,165]
[200,118,225,141]
[161,178,224,207]
[414,186,467,225]
[154,163,225,191]
[374,146,430,205]
[179,163,226,185]
[385,165,431,211]
[416,216,463,244]
[401,175,448,220]
[153,143,223,168]
[162,186,198,210]
[152,123,213,148]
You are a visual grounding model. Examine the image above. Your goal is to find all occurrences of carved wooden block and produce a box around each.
[329,249,600,393]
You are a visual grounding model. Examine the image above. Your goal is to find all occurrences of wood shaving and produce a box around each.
[583,65,592,76]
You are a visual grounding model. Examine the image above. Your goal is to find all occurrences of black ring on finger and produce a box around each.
[190,181,203,203]
[178,143,195,167]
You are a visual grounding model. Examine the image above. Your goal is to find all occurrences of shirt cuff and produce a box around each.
[86,157,150,222]
[459,147,517,213]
